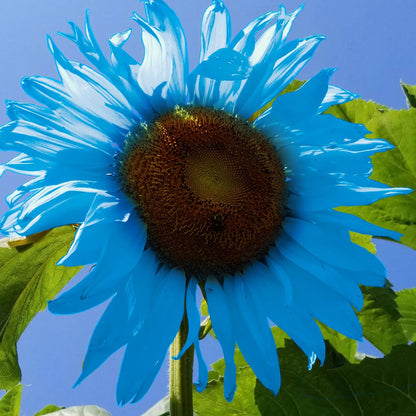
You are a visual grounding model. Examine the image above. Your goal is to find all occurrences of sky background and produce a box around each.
[0,0,415,415]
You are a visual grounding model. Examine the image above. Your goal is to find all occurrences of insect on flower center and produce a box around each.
[119,106,286,278]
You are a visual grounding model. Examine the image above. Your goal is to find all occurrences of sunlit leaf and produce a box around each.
[358,283,407,354]
[396,288,416,342]
[194,341,416,415]
[0,385,21,416]
[318,323,358,363]
[349,232,407,353]
[326,98,416,252]
[0,226,81,390]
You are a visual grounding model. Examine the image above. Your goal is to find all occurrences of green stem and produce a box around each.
[170,316,194,416]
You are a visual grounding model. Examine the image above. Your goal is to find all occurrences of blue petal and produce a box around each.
[48,208,146,314]
[107,32,156,120]
[236,35,325,118]
[21,76,129,143]
[191,48,251,81]
[283,215,388,287]
[229,11,280,59]
[233,6,305,115]
[205,278,237,402]
[74,278,138,386]
[59,194,136,266]
[0,120,112,162]
[200,0,231,62]
[288,180,412,212]
[319,85,359,113]
[116,266,186,405]
[257,110,369,147]
[0,153,45,176]
[6,100,119,152]
[132,0,188,109]
[261,68,336,125]
[74,249,160,385]
[0,210,20,238]
[283,141,382,179]
[63,10,153,118]
[244,261,326,363]
[245,6,303,67]
[193,7,300,110]
[58,11,112,78]
[1,181,108,235]
[6,176,46,207]
[283,217,385,276]
[223,276,281,395]
[47,37,139,130]
[191,9,279,109]
[173,277,208,393]
[298,209,403,241]
[342,268,386,287]
[276,254,363,340]
[273,235,364,310]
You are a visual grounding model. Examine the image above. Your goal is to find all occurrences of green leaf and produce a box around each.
[401,81,416,108]
[0,385,21,416]
[256,342,416,416]
[346,231,407,354]
[0,226,81,390]
[194,341,416,415]
[396,288,416,342]
[358,282,407,354]
[318,323,358,363]
[194,365,259,415]
[325,99,416,252]
[200,298,208,317]
[348,231,407,353]
[33,405,64,416]
[349,231,376,254]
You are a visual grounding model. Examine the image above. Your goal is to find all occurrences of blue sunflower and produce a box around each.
[0,0,411,405]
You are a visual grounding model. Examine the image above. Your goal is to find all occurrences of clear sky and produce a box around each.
[0,1,414,415]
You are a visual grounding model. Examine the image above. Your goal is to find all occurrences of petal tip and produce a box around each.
[195,381,207,393]
[224,388,236,403]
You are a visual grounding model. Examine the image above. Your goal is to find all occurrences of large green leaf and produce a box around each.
[325,98,416,251]
[0,226,81,390]
[194,364,259,415]
[0,385,22,416]
[358,283,407,354]
[318,323,357,363]
[194,341,416,415]
[396,288,416,342]
[349,232,407,353]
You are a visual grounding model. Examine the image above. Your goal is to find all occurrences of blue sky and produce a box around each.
[0,1,414,415]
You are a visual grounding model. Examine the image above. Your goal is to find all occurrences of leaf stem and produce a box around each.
[170,315,194,416]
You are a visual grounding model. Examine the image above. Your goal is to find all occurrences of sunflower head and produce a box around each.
[119,105,286,278]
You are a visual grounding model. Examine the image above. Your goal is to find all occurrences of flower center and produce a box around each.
[119,106,286,278]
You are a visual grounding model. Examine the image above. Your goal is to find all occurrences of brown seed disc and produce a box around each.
[119,106,286,278]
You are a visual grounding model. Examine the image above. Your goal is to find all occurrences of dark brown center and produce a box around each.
[119,106,286,278]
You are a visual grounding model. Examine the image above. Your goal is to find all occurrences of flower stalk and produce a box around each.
[170,316,194,416]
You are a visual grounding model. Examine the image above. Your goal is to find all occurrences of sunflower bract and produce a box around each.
[0,0,411,405]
